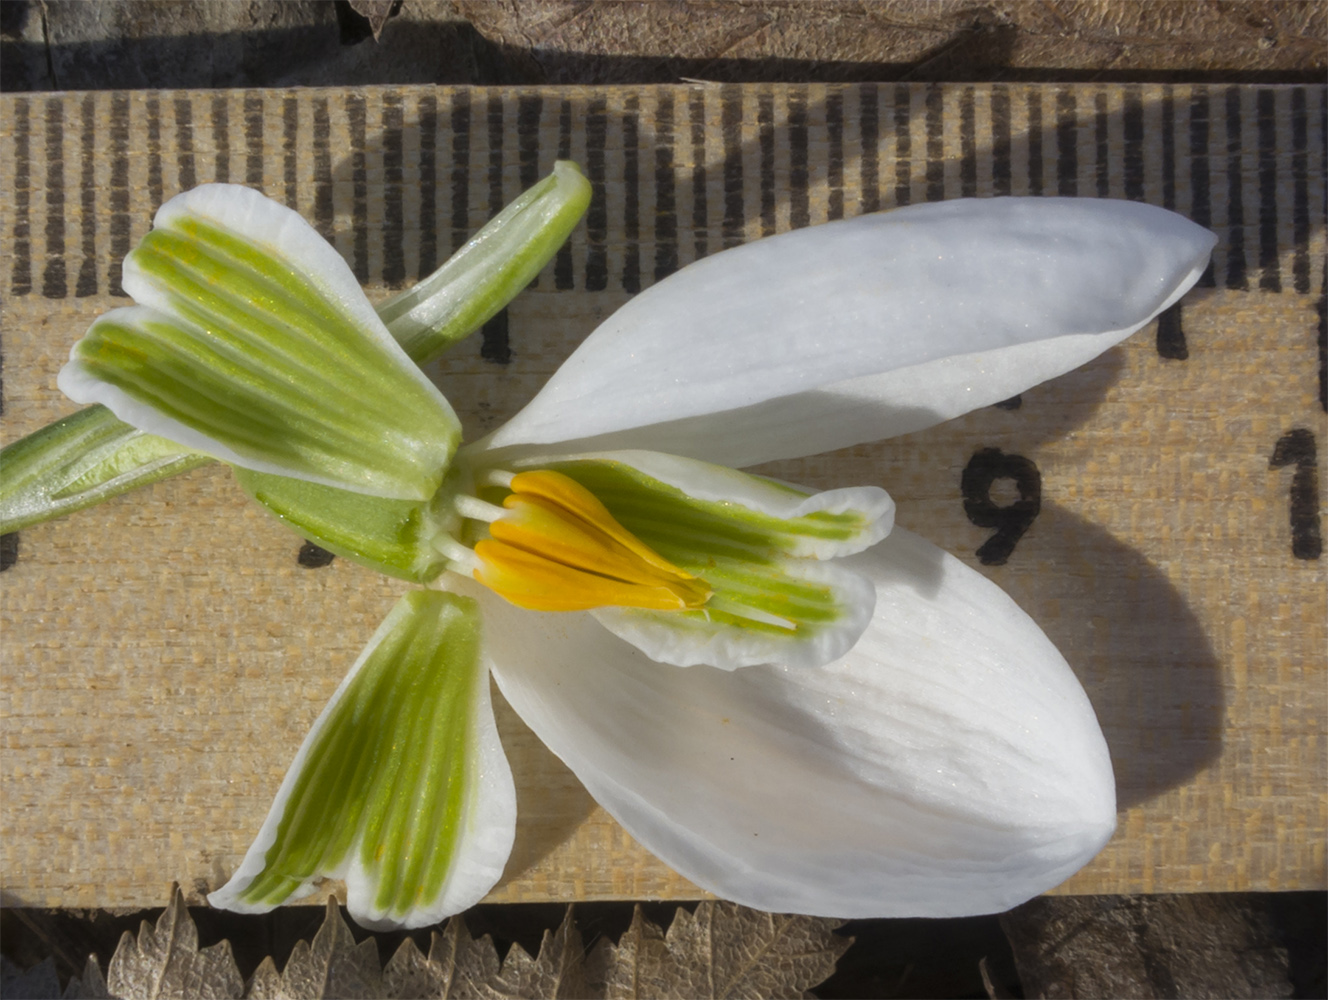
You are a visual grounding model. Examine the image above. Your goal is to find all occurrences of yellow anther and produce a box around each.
[472,469,711,613]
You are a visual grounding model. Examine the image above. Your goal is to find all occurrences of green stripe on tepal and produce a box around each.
[59,184,461,501]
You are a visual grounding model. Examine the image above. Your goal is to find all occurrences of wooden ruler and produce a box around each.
[1,83,1324,910]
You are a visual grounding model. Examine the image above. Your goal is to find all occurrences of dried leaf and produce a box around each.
[382,914,503,999]
[251,897,384,1000]
[597,902,850,1000]
[106,886,245,999]
[21,891,849,1000]
[2,954,61,999]
[64,955,111,1000]
[481,907,589,1000]
[348,0,395,40]
[593,907,669,1000]
[382,939,436,1000]
[244,957,284,999]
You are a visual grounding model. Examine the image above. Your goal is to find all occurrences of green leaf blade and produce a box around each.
[0,404,208,533]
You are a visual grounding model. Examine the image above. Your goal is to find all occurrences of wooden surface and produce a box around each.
[0,83,1324,910]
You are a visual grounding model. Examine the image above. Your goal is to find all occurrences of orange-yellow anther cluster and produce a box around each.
[472,470,712,613]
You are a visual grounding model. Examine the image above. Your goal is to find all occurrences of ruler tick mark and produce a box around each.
[282,96,298,210]
[383,91,405,289]
[757,91,775,238]
[859,84,880,214]
[211,94,230,184]
[827,89,845,220]
[347,93,368,283]
[722,84,746,246]
[12,96,32,296]
[418,94,438,279]
[1224,86,1248,291]
[789,86,809,228]
[991,85,1011,198]
[244,91,263,189]
[312,97,333,243]
[42,97,66,299]
[893,84,911,207]
[653,91,678,282]
[924,85,944,202]
[109,92,131,296]
[622,93,641,294]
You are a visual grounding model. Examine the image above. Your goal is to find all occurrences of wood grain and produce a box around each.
[0,83,1324,910]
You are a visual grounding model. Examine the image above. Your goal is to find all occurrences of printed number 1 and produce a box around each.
[1270,428,1322,560]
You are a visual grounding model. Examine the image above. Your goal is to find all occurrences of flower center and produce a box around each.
[463,470,712,613]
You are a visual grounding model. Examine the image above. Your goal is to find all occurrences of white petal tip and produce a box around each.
[490,197,1217,465]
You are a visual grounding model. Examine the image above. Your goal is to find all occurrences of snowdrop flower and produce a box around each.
[52,170,1214,930]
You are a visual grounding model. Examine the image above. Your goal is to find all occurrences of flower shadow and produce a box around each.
[783,505,1223,815]
[488,681,599,887]
[1013,503,1225,809]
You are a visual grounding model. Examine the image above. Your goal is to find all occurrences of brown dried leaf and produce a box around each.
[106,885,245,999]
[591,905,670,999]
[63,955,112,1000]
[432,915,507,997]
[382,913,504,999]
[243,956,284,999]
[597,910,664,1000]
[481,907,590,1000]
[348,0,396,40]
[252,897,384,1000]
[598,902,850,1000]
[39,890,849,1000]
[2,955,61,999]
[382,938,438,1000]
